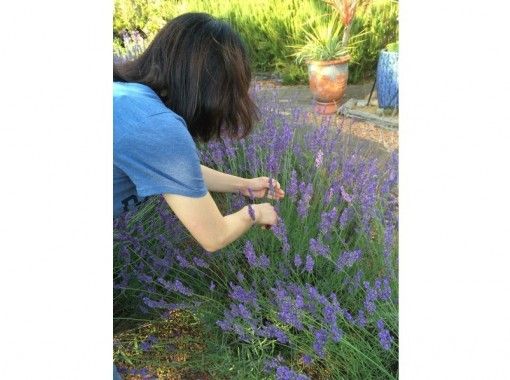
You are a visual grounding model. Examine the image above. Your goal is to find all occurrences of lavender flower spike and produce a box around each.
[340,185,353,203]
[313,328,328,358]
[244,240,258,267]
[377,319,393,350]
[314,149,324,168]
[287,170,299,199]
[294,254,302,268]
[304,255,314,273]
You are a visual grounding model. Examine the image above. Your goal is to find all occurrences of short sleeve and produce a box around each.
[115,113,208,199]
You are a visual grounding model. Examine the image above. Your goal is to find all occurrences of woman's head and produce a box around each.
[114,12,258,143]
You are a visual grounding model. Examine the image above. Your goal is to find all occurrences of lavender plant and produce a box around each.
[114,85,398,378]
[113,30,146,64]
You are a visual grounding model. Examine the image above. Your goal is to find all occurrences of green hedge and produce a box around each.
[113,0,398,84]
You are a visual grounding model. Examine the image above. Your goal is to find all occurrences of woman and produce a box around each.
[113,12,284,253]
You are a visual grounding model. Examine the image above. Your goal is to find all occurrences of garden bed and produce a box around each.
[114,81,399,379]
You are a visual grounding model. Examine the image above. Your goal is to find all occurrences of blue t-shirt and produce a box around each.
[113,82,208,218]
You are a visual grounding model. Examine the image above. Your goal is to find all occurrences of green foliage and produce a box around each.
[348,0,399,82]
[280,64,308,85]
[386,41,399,52]
[113,0,398,84]
[291,14,348,64]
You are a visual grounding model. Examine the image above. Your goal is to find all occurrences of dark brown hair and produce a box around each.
[114,12,258,143]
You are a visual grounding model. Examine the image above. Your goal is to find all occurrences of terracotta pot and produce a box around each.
[308,55,350,114]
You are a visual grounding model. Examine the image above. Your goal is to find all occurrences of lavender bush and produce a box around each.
[113,30,146,64]
[114,86,398,379]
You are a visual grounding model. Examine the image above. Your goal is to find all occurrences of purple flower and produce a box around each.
[287,170,299,199]
[216,319,232,332]
[383,222,395,273]
[294,254,302,268]
[377,319,393,350]
[264,324,289,344]
[210,141,225,166]
[244,240,258,267]
[267,152,278,174]
[223,137,236,158]
[277,298,304,330]
[142,297,172,309]
[279,262,291,277]
[192,256,209,268]
[136,273,152,284]
[139,340,151,352]
[364,281,378,314]
[258,254,270,269]
[295,294,305,309]
[339,206,354,227]
[297,183,313,219]
[336,249,362,271]
[313,328,328,358]
[139,335,157,352]
[264,357,281,372]
[314,149,324,168]
[176,254,192,268]
[330,323,343,343]
[302,354,313,365]
[379,277,392,301]
[343,309,355,324]
[275,365,310,380]
[269,177,275,197]
[307,284,328,305]
[248,203,256,221]
[237,303,253,320]
[356,309,367,327]
[340,185,353,203]
[173,279,193,296]
[245,141,259,173]
[348,270,364,293]
[229,283,258,306]
[381,151,398,195]
[319,207,338,235]
[304,255,314,273]
[232,322,251,342]
[325,186,335,204]
[236,271,246,282]
[157,278,193,296]
[272,218,290,254]
[209,281,216,291]
[323,303,337,325]
[309,238,329,257]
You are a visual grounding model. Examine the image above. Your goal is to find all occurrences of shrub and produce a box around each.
[112,0,398,84]
[113,86,399,378]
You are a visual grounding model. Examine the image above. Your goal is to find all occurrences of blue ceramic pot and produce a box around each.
[376,50,399,109]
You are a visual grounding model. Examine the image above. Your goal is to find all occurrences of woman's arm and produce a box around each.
[200,165,247,193]
[200,165,285,199]
[164,192,278,252]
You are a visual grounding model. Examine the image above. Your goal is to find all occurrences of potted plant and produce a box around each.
[376,41,399,109]
[292,0,359,114]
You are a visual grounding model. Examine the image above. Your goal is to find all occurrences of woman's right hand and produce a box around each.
[251,203,278,227]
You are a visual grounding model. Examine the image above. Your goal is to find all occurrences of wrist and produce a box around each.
[245,204,257,224]
[237,177,250,193]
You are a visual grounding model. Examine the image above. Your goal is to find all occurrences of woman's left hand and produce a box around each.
[241,177,285,200]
